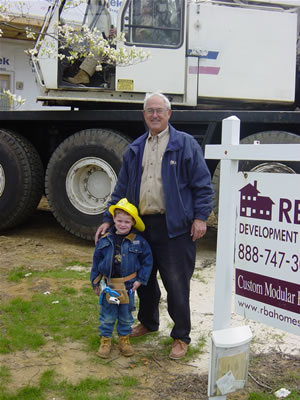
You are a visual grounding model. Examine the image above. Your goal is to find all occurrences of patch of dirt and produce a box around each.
[1,198,300,399]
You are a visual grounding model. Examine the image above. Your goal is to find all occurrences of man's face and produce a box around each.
[143,96,172,135]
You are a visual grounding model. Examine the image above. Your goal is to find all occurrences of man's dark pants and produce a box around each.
[138,214,196,344]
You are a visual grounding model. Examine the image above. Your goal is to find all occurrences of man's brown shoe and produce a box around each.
[169,339,188,359]
[130,323,152,337]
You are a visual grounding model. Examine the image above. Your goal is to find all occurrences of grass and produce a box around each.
[1,265,101,354]
[2,265,300,400]
[7,266,28,282]
[0,265,140,399]
[0,286,97,353]
[192,271,207,283]
[7,265,91,283]
[247,394,274,400]
[0,366,11,393]
[0,368,137,400]
[246,392,300,400]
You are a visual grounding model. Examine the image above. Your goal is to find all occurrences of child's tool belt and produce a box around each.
[105,272,137,305]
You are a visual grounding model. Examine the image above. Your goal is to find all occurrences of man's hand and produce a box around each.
[190,219,207,241]
[132,281,142,292]
[95,222,110,244]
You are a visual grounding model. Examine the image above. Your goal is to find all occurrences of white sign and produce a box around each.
[235,171,300,335]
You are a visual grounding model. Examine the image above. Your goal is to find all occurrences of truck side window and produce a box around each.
[121,0,183,48]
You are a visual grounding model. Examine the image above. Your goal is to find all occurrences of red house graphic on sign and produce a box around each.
[239,180,274,220]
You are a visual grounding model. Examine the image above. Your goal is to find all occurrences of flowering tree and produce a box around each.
[0,0,150,106]
[30,21,150,72]
[29,0,150,71]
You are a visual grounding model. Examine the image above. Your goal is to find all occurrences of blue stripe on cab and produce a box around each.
[201,51,218,59]
[188,50,219,59]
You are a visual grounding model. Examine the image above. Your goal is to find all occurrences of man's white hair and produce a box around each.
[143,92,171,110]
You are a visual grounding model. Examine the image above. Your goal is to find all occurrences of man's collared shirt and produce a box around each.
[139,127,169,215]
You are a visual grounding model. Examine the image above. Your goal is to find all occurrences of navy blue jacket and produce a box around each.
[91,228,153,288]
[104,124,213,238]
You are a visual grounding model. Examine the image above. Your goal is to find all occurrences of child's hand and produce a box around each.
[132,281,141,292]
[93,286,100,296]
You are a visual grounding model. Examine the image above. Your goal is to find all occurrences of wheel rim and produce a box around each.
[250,162,296,174]
[66,157,117,215]
[0,164,5,197]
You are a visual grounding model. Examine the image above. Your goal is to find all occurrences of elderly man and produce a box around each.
[95,91,213,359]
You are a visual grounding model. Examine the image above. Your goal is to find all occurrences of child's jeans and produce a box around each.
[99,292,135,337]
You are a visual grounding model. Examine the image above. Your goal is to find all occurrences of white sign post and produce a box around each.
[205,116,300,398]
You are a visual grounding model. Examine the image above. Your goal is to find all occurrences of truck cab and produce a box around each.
[35,0,298,109]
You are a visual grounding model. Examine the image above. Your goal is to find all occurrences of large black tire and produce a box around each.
[0,129,44,231]
[212,131,300,218]
[45,129,130,241]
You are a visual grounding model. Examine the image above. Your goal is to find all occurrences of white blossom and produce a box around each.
[0,3,150,106]
[3,90,26,105]
[33,22,150,70]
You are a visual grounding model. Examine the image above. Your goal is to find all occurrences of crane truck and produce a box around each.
[1,0,300,241]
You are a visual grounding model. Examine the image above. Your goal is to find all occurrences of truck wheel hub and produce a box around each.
[66,157,117,215]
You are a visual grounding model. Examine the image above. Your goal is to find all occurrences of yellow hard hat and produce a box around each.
[109,198,145,232]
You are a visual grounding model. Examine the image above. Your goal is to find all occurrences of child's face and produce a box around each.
[113,211,135,235]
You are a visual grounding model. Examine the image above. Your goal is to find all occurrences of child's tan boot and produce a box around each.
[119,335,134,357]
[97,336,112,359]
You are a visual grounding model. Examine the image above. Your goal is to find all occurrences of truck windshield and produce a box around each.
[121,0,183,47]
[59,1,110,36]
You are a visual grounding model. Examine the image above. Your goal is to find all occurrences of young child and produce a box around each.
[90,198,153,358]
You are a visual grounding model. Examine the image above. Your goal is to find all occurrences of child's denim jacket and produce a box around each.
[90,228,153,290]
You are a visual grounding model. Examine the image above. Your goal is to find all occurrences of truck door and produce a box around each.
[116,0,186,95]
[187,2,297,105]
